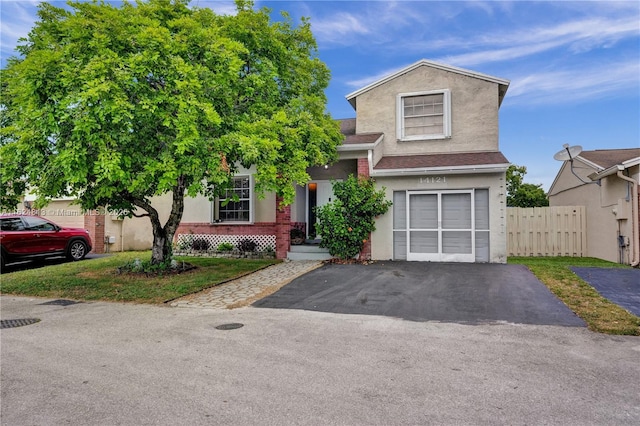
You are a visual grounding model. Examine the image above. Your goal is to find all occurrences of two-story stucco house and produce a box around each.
[173,59,512,263]
[13,59,512,261]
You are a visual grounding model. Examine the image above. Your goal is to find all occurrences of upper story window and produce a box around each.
[397,89,451,141]
[212,175,253,223]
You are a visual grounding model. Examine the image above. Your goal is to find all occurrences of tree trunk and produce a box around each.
[150,228,173,265]
[135,176,187,265]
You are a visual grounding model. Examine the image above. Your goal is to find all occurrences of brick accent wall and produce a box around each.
[357,157,372,259]
[176,200,293,260]
[176,222,278,236]
[357,158,370,178]
[275,196,291,259]
[84,211,105,254]
[360,238,372,261]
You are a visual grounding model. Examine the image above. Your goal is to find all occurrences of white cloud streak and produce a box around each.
[436,15,640,67]
[311,12,372,44]
[506,59,640,106]
[0,1,40,59]
[336,4,639,106]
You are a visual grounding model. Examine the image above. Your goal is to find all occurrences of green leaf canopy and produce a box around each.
[1,0,342,211]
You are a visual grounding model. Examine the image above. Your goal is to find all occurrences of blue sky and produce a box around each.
[2,1,639,190]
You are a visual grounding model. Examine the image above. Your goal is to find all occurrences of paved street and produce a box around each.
[2,295,639,425]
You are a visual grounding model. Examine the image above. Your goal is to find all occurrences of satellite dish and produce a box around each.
[553,144,583,161]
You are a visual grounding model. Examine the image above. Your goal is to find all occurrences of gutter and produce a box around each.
[616,167,639,267]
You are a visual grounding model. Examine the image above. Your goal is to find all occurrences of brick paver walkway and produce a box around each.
[169,260,323,309]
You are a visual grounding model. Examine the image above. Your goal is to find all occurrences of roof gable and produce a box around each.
[345,59,510,109]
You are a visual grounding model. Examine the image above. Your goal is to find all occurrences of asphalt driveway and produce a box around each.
[571,267,640,317]
[253,262,586,326]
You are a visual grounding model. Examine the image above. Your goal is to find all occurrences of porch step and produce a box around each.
[287,244,332,261]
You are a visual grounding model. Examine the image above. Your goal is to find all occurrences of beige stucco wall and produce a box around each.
[37,200,85,229]
[104,164,281,251]
[354,65,501,158]
[371,172,507,263]
[102,193,173,252]
[549,164,638,263]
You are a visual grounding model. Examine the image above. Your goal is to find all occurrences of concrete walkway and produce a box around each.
[168,260,323,309]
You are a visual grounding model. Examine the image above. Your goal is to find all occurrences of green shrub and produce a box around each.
[315,174,392,260]
[191,238,210,251]
[237,239,258,252]
[217,242,234,252]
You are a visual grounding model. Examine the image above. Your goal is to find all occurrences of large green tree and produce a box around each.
[0,0,342,263]
[506,164,549,207]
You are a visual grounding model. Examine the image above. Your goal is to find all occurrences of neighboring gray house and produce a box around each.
[549,148,640,265]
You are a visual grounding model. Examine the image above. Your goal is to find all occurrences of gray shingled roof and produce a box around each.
[578,148,640,169]
[338,118,383,145]
[374,151,509,170]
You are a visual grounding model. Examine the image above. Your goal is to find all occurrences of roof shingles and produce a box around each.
[374,151,509,170]
[578,148,640,169]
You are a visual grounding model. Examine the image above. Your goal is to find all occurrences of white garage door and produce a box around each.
[393,189,489,262]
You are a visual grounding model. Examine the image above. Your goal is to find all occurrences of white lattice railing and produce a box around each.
[176,234,276,251]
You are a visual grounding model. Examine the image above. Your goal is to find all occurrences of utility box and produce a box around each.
[107,236,117,244]
[615,198,631,220]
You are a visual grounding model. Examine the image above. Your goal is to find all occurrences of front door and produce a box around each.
[406,190,475,262]
[307,181,334,238]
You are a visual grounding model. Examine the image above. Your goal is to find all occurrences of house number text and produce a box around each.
[419,176,447,184]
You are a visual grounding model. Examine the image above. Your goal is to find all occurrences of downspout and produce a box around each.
[617,167,639,267]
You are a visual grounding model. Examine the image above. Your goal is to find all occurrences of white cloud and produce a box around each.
[507,59,640,105]
[0,1,40,60]
[197,0,238,16]
[413,15,640,67]
[311,11,372,44]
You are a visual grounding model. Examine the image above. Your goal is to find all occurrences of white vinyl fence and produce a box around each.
[507,206,587,257]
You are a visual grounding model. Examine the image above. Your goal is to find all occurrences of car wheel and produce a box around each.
[67,240,88,261]
[1,252,5,270]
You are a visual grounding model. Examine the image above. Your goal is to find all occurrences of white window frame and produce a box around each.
[396,89,451,141]
[211,175,254,224]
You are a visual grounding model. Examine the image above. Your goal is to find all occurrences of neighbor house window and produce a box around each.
[397,89,451,141]
[212,175,253,223]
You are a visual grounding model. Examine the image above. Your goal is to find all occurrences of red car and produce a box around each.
[0,215,93,269]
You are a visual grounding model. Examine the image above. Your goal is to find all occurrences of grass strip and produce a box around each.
[0,251,279,304]
[509,257,640,335]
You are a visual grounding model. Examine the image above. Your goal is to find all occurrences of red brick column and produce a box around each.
[275,196,291,259]
[84,210,105,254]
[357,157,370,178]
[357,157,372,260]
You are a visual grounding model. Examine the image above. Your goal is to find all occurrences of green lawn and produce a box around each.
[0,251,279,304]
[509,256,640,335]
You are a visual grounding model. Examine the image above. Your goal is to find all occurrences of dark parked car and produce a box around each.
[0,215,93,268]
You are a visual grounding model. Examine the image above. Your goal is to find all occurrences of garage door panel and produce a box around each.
[409,231,438,253]
[442,231,472,254]
[393,230,407,260]
[442,193,471,229]
[394,189,486,263]
[409,194,437,229]
[475,230,490,262]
